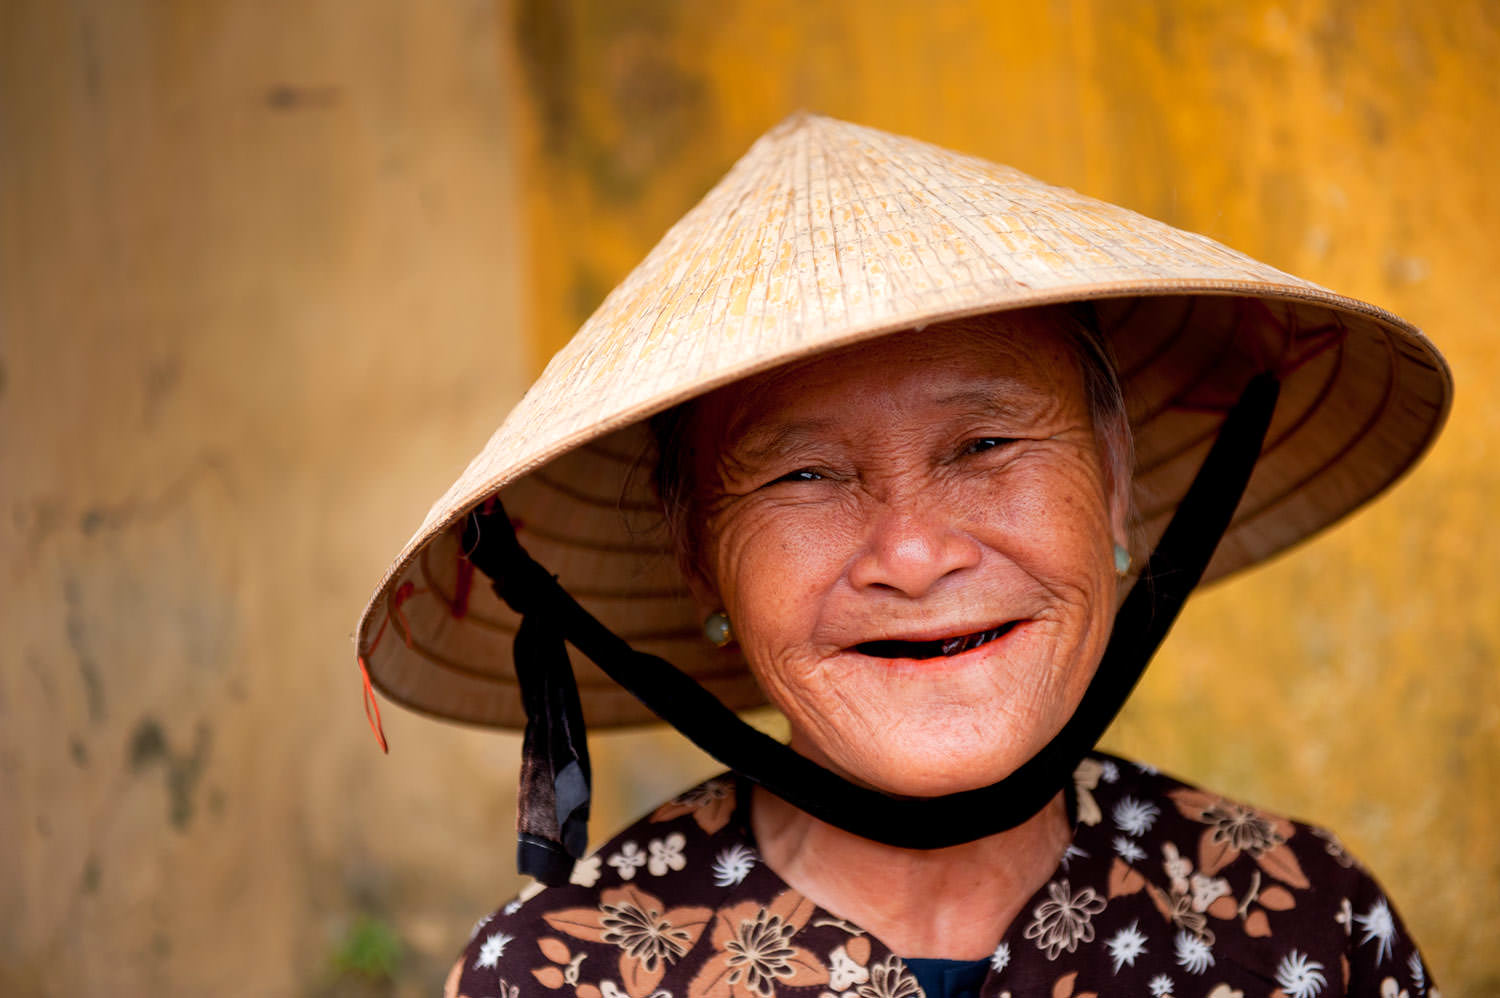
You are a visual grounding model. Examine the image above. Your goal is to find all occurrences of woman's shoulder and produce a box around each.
[1070,752,1436,998]
[444,773,763,998]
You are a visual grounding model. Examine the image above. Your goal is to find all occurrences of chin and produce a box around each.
[814,730,1050,799]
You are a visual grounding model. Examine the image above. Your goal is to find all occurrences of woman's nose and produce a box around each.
[846,503,983,597]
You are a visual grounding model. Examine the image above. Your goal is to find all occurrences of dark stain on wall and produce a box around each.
[130,718,167,768]
[265,85,342,111]
[63,578,106,723]
[129,716,213,831]
[78,453,233,535]
[143,356,180,426]
[514,0,709,204]
[515,0,575,154]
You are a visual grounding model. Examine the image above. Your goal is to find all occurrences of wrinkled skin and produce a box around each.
[683,312,1131,798]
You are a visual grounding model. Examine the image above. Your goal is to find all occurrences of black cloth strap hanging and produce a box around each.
[466,373,1280,883]
[511,606,592,884]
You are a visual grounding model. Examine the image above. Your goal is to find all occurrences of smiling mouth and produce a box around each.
[853,621,1020,660]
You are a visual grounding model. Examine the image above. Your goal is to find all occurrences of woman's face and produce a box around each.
[684,313,1129,798]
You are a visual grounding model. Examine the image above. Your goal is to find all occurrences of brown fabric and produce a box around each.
[446,754,1434,998]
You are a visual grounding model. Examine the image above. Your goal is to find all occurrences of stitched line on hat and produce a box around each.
[1132,335,1336,490]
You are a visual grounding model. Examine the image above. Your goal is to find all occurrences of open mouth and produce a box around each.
[853,621,1019,660]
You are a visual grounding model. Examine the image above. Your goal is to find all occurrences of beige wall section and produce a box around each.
[1,2,532,994]
[511,1,1500,993]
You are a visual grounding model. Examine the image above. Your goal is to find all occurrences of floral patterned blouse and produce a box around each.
[446,754,1435,998]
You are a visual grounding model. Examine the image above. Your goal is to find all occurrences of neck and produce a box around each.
[750,782,1072,960]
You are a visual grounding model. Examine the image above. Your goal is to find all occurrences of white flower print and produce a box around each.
[1189,873,1231,912]
[861,954,922,998]
[1100,759,1120,783]
[474,930,514,969]
[1275,950,1328,998]
[1173,930,1214,974]
[1161,842,1193,889]
[607,841,647,880]
[1059,844,1089,870]
[1148,973,1175,997]
[602,982,668,998]
[1356,898,1397,964]
[828,943,870,991]
[1113,835,1146,864]
[1382,977,1411,998]
[503,880,545,916]
[712,843,758,886]
[1408,952,1427,992]
[1136,760,1160,775]
[1113,796,1161,837]
[990,941,1011,973]
[1105,920,1148,973]
[469,912,493,940]
[569,854,602,887]
[1023,879,1107,959]
[1336,898,1353,935]
[646,832,687,876]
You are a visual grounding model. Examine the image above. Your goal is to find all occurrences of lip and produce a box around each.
[849,619,1024,661]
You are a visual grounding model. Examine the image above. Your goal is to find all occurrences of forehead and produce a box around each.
[695,309,1088,439]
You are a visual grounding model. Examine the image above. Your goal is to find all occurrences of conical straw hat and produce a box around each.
[356,113,1450,730]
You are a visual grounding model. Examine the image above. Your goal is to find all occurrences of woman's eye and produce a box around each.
[774,468,824,484]
[964,437,1015,455]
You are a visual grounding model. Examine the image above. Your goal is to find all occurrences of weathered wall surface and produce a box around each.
[3,2,1498,996]
[1,3,533,994]
[510,1,1500,994]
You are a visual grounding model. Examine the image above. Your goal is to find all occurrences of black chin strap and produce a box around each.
[467,374,1280,883]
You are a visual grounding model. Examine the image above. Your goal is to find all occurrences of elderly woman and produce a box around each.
[356,115,1446,998]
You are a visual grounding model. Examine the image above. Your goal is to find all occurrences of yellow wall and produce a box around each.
[512,1,1500,992]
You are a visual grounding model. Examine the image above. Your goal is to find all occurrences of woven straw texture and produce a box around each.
[356,113,1449,729]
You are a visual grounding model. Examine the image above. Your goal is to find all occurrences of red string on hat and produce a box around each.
[355,580,426,754]
[357,655,388,754]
